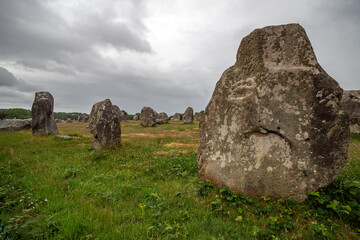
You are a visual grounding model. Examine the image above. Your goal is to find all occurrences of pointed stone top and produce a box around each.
[235,23,318,74]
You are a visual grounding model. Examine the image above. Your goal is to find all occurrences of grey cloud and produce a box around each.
[0,66,37,92]
[0,0,152,73]
[0,66,18,86]
[0,0,359,114]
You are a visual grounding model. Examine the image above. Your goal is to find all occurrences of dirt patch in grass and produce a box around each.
[122,133,164,138]
[122,132,196,139]
[154,150,194,156]
[164,142,198,148]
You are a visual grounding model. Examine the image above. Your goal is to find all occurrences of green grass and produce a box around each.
[0,123,359,239]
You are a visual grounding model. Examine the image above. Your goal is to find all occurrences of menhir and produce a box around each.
[198,24,349,201]
[89,99,121,150]
[31,91,58,135]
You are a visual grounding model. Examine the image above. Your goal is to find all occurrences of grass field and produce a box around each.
[0,121,359,239]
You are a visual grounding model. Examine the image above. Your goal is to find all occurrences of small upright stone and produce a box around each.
[156,112,169,124]
[140,107,157,127]
[89,99,121,150]
[83,116,89,123]
[77,116,81,122]
[120,110,128,122]
[66,118,72,123]
[198,24,350,201]
[31,91,58,135]
[133,115,139,121]
[183,107,194,124]
[194,112,203,121]
[172,113,181,121]
[341,90,360,133]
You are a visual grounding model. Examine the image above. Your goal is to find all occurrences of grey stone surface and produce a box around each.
[89,99,121,150]
[198,24,350,201]
[133,115,139,121]
[66,118,72,123]
[55,135,78,140]
[156,112,169,124]
[183,107,194,124]
[31,91,58,135]
[120,110,128,122]
[172,113,181,122]
[140,107,157,127]
[341,90,360,133]
[194,112,203,121]
[0,119,31,132]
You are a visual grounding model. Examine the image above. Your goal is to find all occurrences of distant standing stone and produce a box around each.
[133,115,139,121]
[89,99,121,150]
[156,112,169,124]
[78,116,81,122]
[341,90,360,133]
[120,110,128,122]
[140,107,157,127]
[194,112,203,121]
[66,118,72,123]
[172,113,181,122]
[83,116,89,122]
[31,91,58,135]
[198,24,350,201]
[183,107,193,124]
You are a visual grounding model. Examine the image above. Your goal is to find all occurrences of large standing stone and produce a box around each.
[172,113,181,122]
[0,119,32,132]
[89,99,121,150]
[198,24,350,201]
[183,107,194,124]
[341,90,360,133]
[140,107,157,127]
[31,91,58,135]
[156,112,169,124]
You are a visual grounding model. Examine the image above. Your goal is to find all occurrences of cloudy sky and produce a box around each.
[0,0,359,114]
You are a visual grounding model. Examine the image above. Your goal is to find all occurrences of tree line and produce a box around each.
[0,108,89,121]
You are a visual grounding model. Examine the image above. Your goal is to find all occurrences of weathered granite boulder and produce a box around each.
[140,107,157,127]
[83,116,89,122]
[172,113,181,122]
[0,119,31,132]
[55,119,62,123]
[55,135,78,140]
[198,24,350,201]
[341,90,360,133]
[120,110,128,122]
[156,112,169,124]
[31,91,58,135]
[194,112,203,121]
[66,118,72,123]
[89,99,121,150]
[133,115,139,121]
[183,107,194,124]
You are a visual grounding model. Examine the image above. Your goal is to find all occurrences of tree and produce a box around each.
[6,108,30,119]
